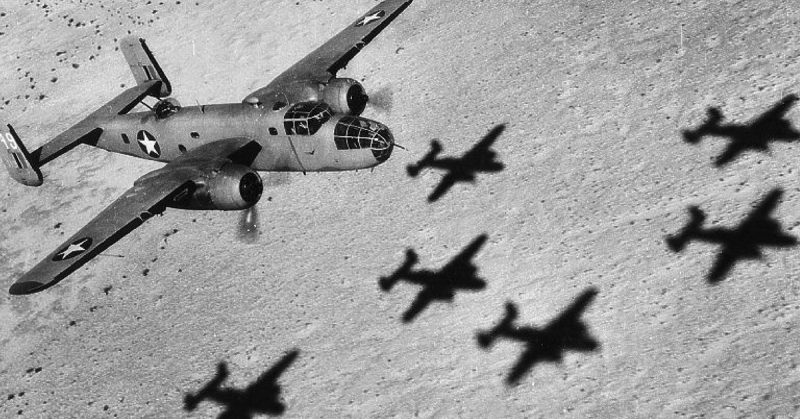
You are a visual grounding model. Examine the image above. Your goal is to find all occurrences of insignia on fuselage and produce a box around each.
[137,130,161,158]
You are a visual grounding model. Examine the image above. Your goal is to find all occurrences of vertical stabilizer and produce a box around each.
[0,125,43,186]
[120,36,172,98]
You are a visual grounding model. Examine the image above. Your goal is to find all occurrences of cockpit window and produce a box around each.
[283,102,332,136]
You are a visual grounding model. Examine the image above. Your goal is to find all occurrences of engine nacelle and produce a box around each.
[170,163,263,211]
[322,78,368,116]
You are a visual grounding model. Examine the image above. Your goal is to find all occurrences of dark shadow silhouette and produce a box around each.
[379,234,488,322]
[407,125,505,202]
[666,189,797,283]
[476,288,600,385]
[681,94,800,166]
[184,349,299,418]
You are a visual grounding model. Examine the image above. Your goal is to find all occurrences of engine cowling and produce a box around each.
[170,163,263,211]
[322,78,368,116]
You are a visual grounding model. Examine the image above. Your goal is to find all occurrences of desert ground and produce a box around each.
[2,0,800,417]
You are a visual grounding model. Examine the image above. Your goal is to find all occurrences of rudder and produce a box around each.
[0,125,43,186]
[120,36,171,98]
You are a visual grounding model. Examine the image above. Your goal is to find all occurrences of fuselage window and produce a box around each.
[190,131,200,139]
[121,133,130,144]
[334,137,348,150]
[178,144,187,153]
[269,127,278,136]
[347,137,360,149]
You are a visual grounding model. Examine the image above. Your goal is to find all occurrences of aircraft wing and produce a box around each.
[548,288,598,330]
[751,94,798,126]
[9,138,260,295]
[741,189,783,228]
[29,80,162,167]
[243,0,413,103]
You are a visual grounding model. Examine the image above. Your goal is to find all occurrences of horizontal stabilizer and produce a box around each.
[0,125,43,186]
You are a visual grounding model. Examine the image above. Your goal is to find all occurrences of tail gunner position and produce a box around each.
[1,0,413,294]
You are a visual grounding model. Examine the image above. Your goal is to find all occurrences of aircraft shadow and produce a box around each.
[681,94,800,166]
[406,124,505,202]
[665,188,797,283]
[476,288,600,386]
[183,349,299,418]
[379,234,489,323]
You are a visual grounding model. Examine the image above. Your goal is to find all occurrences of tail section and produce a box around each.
[666,206,706,252]
[406,140,443,177]
[120,36,171,98]
[0,125,43,186]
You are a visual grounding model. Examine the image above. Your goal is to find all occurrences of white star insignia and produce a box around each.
[55,238,91,261]
[356,10,385,27]
[137,131,161,157]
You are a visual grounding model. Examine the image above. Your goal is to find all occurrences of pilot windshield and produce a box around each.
[283,102,333,136]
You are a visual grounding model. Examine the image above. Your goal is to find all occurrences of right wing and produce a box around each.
[9,138,260,295]
[243,0,413,104]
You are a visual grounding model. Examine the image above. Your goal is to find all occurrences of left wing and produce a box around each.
[9,138,260,295]
[243,0,413,104]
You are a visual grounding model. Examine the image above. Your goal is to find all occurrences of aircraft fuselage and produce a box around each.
[92,102,394,172]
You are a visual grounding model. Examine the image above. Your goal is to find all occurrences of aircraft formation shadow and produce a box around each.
[666,188,797,283]
[184,350,299,418]
[476,288,600,385]
[681,94,800,166]
[406,124,505,202]
[379,234,488,322]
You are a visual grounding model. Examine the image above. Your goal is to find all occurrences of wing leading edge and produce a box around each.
[9,138,261,295]
[243,0,413,104]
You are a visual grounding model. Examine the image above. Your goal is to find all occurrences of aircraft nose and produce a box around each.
[372,126,394,163]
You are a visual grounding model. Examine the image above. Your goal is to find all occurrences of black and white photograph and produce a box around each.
[2,0,800,417]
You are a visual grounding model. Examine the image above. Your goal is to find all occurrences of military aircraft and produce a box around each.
[476,288,599,385]
[184,350,299,418]
[681,94,800,166]
[1,0,414,295]
[379,234,488,322]
[666,189,797,282]
[406,124,505,202]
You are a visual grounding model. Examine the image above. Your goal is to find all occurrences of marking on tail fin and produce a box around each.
[1,125,43,186]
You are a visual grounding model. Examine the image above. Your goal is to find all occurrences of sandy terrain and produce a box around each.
[2,0,800,417]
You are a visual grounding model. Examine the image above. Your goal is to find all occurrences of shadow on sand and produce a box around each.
[681,94,800,166]
[184,349,299,418]
[476,288,600,385]
[666,188,797,283]
[379,234,489,322]
[406,124,505,202]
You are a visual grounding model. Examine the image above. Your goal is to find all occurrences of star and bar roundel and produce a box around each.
[137,130,161,158]
[52,237,93,262]
[355,10,385,27]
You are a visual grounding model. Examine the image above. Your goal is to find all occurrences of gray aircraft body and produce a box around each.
[1,0,413,294]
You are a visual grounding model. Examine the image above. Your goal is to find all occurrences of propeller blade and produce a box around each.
[237,205,260,243]
[366,86,393,113]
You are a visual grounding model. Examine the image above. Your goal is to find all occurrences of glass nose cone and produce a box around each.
[372,127,394,162]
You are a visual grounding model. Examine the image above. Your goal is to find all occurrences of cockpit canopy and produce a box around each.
[283,102,333,136]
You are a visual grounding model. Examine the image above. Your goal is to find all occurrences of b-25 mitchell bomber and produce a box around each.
[1,0,413,295]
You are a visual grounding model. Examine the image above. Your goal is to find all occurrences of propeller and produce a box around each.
[366,86,393,113]
[236,205,260,243]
